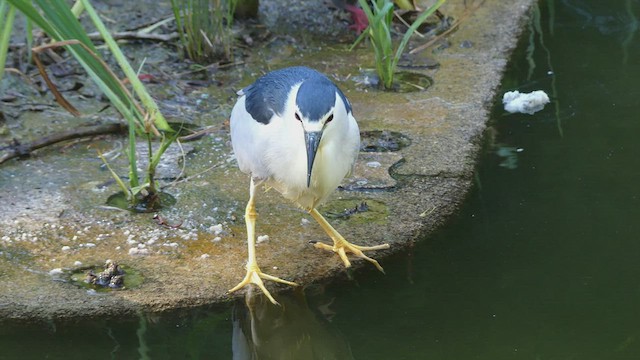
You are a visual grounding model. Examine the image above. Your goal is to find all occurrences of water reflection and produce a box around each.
[232,288,354,360]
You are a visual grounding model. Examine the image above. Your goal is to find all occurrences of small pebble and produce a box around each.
[200,254,210,260]
[61,246,71,251]
[49,268,63,276]
[257,235,269,244]
[210,224,223,235]
[460,40,474,48]
[128,247,150,256]
[366,161,381,168]
[73,261,83,266]
[213,236,222,242]
[85,243,96,248]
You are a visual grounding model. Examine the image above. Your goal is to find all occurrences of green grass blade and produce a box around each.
[0,1,7,22]
[25,15,32,62]
[128,114,140,188]
[0,3,15,83]
[80,0,171,132]
[33,0,96,51]
[98,152,133,200]
[6,0,56,36]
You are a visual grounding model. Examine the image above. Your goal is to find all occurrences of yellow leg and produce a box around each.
[309,208,390,273]
[229,179,297,305]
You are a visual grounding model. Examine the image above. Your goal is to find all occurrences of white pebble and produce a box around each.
[61,246,71,251]
[85,243,96,248]
[257,235,269,244]
[212,236,222,242]
[366,161,382,168]
[73,261,83,266]
[128,247,150,256]
[49,268,63,276]
[300,218,311,226]
[210,224,223,235]
[200,254,210,260]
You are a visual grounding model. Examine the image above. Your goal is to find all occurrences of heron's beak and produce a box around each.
[304,130,323,187]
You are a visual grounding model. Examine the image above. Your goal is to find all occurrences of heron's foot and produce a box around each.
[312,238,390,273]
[228,263,298,305]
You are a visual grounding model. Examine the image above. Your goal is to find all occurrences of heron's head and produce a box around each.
[293,77,351,187]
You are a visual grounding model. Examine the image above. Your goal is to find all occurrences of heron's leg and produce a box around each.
[309,208,390,273]
[229,178,297,305]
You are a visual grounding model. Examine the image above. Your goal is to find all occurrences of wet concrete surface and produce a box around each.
[0,0,534,320]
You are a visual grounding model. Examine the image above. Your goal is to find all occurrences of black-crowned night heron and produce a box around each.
[229,66,390,304]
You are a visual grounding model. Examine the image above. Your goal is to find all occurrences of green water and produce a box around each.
[3,1,640,358]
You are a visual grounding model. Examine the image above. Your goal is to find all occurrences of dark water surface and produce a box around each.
[3,0,640,358]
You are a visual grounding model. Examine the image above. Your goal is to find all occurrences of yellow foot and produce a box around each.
[312,239,390,273]
[228,264,298,305]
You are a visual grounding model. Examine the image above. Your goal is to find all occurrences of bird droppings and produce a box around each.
[0,0,535,319]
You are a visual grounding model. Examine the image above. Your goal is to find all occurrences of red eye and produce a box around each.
[295,113,301,121]
[326,114,333,123]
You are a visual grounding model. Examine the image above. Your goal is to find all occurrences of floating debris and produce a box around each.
[503,90,550,115]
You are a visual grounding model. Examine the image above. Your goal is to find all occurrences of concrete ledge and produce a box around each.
[0,0,534,320]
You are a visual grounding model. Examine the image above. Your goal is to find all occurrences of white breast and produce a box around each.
[230,88,360,210]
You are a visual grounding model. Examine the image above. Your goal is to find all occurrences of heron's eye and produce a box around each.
[326,114,334,123]
[295,113,302,122]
